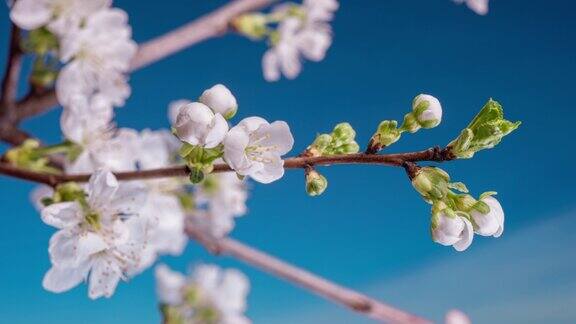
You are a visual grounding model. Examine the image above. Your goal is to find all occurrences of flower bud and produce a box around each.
[333,142,359,154]
[412,94,442,128]
[366,120,402,153]
[305,169,328,196]
[470,196,504,237]
[199,84,238,119]
[332,122,356,143]
[431,206,474,252]
[411,167,450,203]
[232,13,268,40]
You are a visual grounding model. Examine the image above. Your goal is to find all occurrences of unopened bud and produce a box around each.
[305,169,328,196]
[199,84,238,119]
[332,122,356,143]
[411,167,451,203]
[232,13,268,40]
[412,94,442,128]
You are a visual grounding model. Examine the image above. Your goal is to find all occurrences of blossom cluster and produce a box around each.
[233,0,339,81]
[156,264,250,324]
[411,167,505,252]
[171,84,295,185]
[10,0,137,114]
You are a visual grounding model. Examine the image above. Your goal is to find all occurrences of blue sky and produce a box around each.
[1,0,575,323]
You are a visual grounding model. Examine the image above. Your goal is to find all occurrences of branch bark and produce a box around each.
[13,0,276,124]
[0,147,454,186]
[0,25,23,140]
[187,226,432,324]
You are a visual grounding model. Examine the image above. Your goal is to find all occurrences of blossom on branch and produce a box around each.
[41,169,149,299]
[224,117,294,184]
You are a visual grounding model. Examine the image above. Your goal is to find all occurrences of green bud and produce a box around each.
[5,139,60,173]
[333,142,360,154]
[366,120,402,153]
[189,167,205,184]
[22,27,58,55]
[447,99,521,159]
[332,122,356,143]
[232,13,269,40]
[411,167,451,203]
[305,169,328,196]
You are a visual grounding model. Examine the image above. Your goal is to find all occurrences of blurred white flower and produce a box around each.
[262,1,337,81]
[471,196,504,237]
[131,130,187,273]
[445,309,472,324]
[200,84,238,119]
[453,0,489,15]
[173,102,229,149]
[432,210,474,252]
[155,264,186,305]
[224,117,294,184]
[9,0,110,35]
[155,264,251,324]
[41,169,148,299]
[56,8,136,107]
[60,94,138,174]
[190,172,248,238]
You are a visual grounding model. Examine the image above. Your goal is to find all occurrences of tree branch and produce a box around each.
[13,0,276,123]
[0,24,23,140]
[187,226,432,324]
[0,147,454,186]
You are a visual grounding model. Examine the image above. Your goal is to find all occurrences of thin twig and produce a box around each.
[13,0,276,123]
[187,226,432,324]
[0,147,454,185]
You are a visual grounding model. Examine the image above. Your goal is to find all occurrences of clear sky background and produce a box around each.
[1,0,575,323]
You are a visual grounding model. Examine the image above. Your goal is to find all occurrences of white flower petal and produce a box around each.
[43,261,91,294]
[41,202,83,229]
[10,0,51,30]
[87,169,119,210]
[204,113,229,149]
[454,217,474,252]
[88,256,122,299]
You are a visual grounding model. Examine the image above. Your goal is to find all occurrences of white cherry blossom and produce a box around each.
[224,117,294,184]
[173,102,229,148]
[199,84,238,119]
[262,18,303,81]
[471,196,504,237]
[432,210,474,252]
[9,0,110,35]
[41,169,148,299]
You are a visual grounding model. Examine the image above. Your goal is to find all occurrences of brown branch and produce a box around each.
[0,24,23,140]
[187,226,432,324]
[0,147,454,186]
[13,0,276,123]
